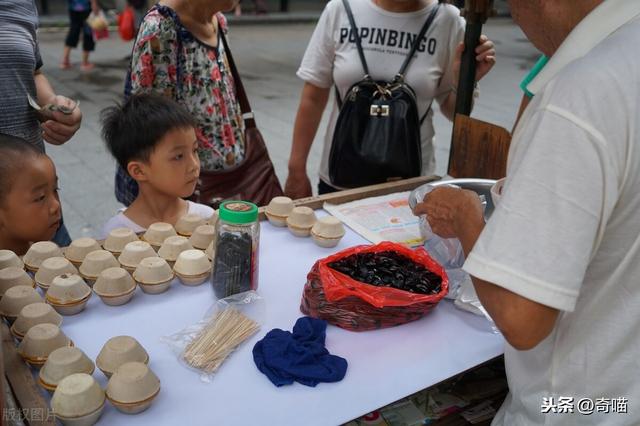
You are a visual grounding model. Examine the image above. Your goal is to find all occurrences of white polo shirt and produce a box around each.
[462,1,640,424]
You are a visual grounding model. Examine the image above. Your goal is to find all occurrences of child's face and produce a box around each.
[0,156,62,243]
[133,127,200,198]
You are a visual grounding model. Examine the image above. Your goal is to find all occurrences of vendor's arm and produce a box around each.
[285,83,330,199]
[439,35,496,121]
[34,69,82,145]
[414,187,559,350]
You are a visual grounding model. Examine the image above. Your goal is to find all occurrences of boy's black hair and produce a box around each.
[100,94,197,171]
[0,134,45,203]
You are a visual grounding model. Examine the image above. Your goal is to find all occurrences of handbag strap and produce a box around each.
[341,0,370,78]
[397,3,440,79]
[220,29,257,130]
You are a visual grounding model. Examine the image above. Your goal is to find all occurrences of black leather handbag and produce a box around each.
[329,0,439,188]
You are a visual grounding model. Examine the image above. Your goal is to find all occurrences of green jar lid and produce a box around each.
[218,201,258,224]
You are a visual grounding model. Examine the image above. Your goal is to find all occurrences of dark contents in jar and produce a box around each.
[211,233,253,298]
[329,251,442,295]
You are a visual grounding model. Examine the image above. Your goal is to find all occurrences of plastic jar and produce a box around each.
[211,201,260,299]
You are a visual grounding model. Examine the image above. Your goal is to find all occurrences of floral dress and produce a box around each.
[129,5,245,171]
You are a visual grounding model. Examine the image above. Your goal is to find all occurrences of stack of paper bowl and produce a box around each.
[45,274,92,315]
[64,238,101,267]
[118,241,157,274]
[311,216,346,248]
[39,347,95,392]
[0,285,43,323]
[93,267,136,306]
[17,323,73,368]
[106,362,160,414]
[11,302,62,341]
[142,222,177,249]
[96,336,149,378]
[79,250,119,285]
[189,225,215,250]
[103,228,139,256]
[35,257,78,290]
[286,207,317,237]
[175,213,206,237]
[0,249,24,270]
[133,257,174,294]
[265,196,294,227]
[0,267,35,298]
[157,236,193,268]
[51,373,105,426]
[174,250,211,286]
[23,241,63,273]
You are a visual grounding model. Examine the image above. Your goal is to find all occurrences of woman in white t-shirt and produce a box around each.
[285,0,496,196]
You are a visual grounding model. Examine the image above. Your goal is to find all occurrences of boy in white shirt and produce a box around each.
[100,94,214,238]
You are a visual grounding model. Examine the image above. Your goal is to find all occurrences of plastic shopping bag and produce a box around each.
[300,242,448,331]
[118,6,136,41]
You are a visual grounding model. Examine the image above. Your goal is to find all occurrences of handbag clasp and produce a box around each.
[370,104,390,117]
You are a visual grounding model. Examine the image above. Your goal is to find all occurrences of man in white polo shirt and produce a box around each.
[414,0,640,424]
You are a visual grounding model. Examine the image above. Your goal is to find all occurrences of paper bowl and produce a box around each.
[158,236,193,263]
[96,336,149,378]
[118,241,157,273]
[311,216,346,248]
[106,362,160,414]
[51,373,105,422]
[265,197,294,227]
[175,214,206,237]
[39,347,95,392]
[188,225,215,250]
[18,323,73,367]
[133,257,174,294]
[0,285,43,321]
[11,302,63,340]
[24,241,63,272]
[93,267,136,306]
[46,274,92,305]
[35,257,78,290]
[286,207,316,237]
[142,222,177,248]
[205,241,214,261]
[174,250,211,285]
[0,250,24,270]
[205,210,219,227]
[64,238,101,266]
[79,250,120,284]
[103,228,139,255]
[0,266,35,298]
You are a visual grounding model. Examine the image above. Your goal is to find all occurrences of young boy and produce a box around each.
[101,94,214,237]
[0,134,62,255]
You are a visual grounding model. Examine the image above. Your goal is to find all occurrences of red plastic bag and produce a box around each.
[118,6,136,41]
[300,242,449,331]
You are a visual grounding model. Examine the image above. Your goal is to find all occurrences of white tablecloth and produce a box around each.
[51,213,504,425]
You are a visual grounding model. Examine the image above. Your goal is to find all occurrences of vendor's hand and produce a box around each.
[412,186,484,239]
[284,170,312,200]
[42,95,82,145]
[452,35,496,86]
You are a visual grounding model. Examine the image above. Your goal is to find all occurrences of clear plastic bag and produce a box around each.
[409,184,499,333]
[162,291,264,382]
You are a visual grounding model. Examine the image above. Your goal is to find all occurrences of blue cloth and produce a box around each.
[253,317,348,387]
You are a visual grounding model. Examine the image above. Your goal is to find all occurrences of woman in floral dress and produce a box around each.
[115,0,244,206]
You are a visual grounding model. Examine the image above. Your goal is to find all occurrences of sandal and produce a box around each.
[80,63,95,72]
[59,61,72,70]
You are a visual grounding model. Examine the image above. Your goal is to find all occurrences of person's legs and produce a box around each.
[62,10,84,68]
[80,11,95,71]
[318,180,339,195]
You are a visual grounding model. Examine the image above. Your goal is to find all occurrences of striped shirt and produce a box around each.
[0,0,44,151]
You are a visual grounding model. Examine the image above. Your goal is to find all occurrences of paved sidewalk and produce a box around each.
[38,18,538,238]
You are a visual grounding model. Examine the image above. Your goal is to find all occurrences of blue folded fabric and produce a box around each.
[253,317,348,387]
